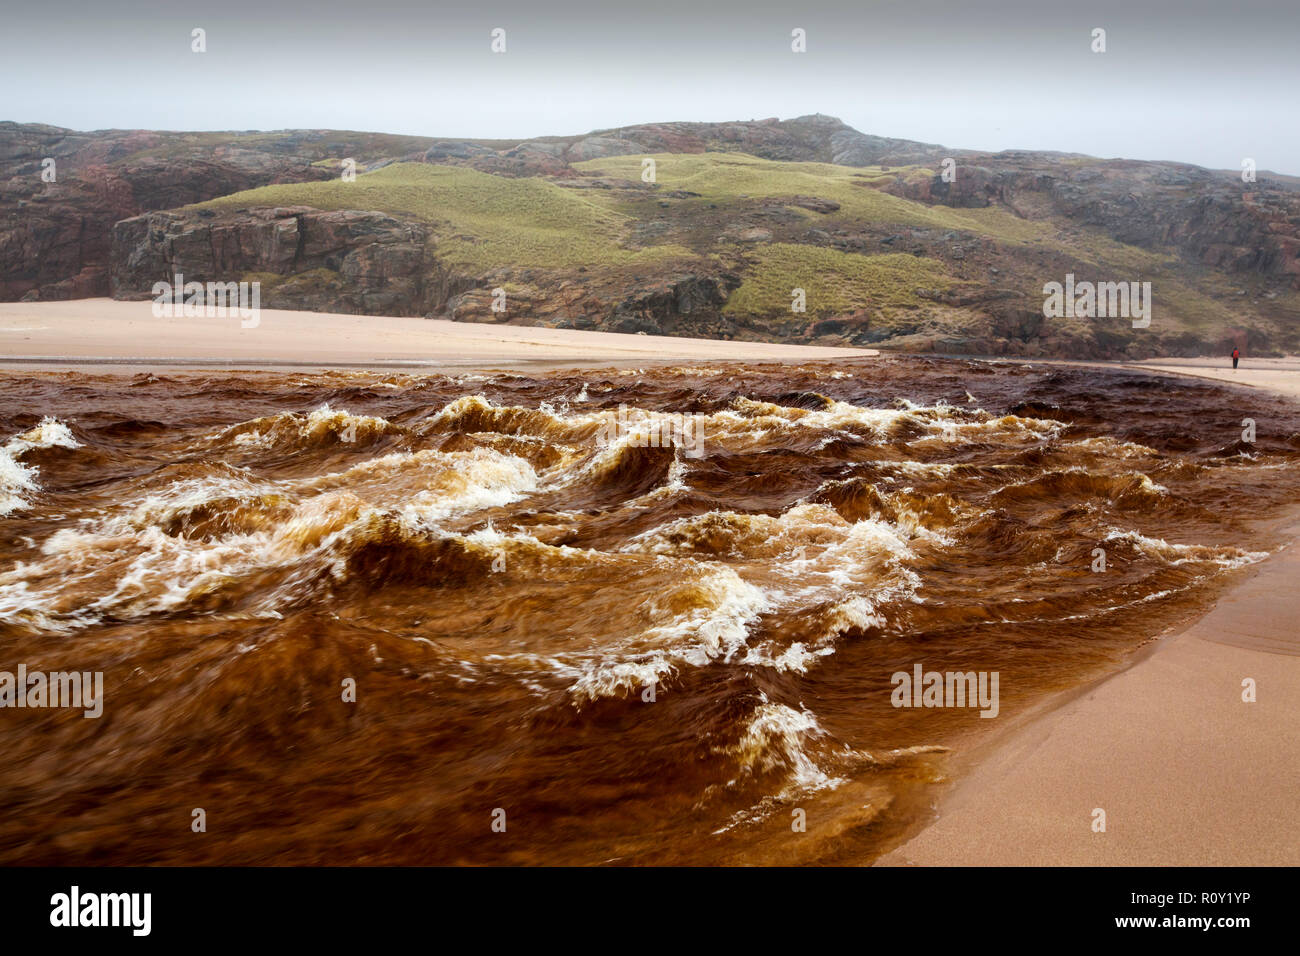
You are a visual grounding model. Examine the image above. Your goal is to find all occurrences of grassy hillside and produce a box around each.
[11,115,1300,355]
[192,154,1017,321]
[196,163,697,271]
[723,245,956,317]
[178,150,1300,356]
[574,152,1052,243]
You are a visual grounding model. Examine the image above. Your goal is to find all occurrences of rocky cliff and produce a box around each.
[112,207,436,315]
[885,155,1300,282]
[0,124,433,300]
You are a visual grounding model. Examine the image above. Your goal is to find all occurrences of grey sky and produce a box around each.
[5,0,1297,173]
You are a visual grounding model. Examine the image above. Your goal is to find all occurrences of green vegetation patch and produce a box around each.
[194,163,696,272]
[239,271,288,289]
[723,244,957,318]
[573,152,1053,242]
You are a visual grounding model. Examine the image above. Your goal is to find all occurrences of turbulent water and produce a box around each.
[1,357,1298,865]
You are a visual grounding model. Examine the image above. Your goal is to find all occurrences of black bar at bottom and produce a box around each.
[0,865,1277,943]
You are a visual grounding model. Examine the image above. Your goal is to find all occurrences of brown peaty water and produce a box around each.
[1,356,1297,865]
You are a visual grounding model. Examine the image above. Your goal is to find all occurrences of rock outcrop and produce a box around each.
[111,207,745,337]
[0,125,353,301]
[111,207,436,315]
[884,156,1300,282]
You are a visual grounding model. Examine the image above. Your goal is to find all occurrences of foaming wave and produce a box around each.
[992,467,1170,509]
[1101,528,1269,569]
[0,417,80,516]
[212,404,404,451]
[424,395,591,443]
[625,503,922,673]
[566,563,770,703]
[299,446,539,523]
[0,440,541,630]
[722,697,844,797]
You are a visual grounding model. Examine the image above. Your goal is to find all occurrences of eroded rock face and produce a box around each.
[111,208,436,315]
[443,272,744,339]
[884,156,1300,284]
[111,200,751,336]
[0,124,343,301]
[607,274,744,336]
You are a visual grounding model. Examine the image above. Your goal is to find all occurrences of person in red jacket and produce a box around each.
[1232,347,1240,370]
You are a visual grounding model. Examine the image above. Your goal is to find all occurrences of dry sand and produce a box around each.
[0,298,868,370]
[4,298,1298,866]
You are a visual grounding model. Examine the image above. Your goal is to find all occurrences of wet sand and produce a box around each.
[1121,357,1300,401]
[1024,355,1300,402]
[877,525,1300,866]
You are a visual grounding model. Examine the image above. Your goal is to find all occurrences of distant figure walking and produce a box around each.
[1232,347,1240,370]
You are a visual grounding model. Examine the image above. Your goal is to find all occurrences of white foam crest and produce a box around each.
[1070,436,1160,458]
[403,453,538,523]
[624,504,920,672]
[623,452,693,506]
[709,397,1062,450]
[567,563,770,703]
[429,394,544,426]
[216,404,395,448]
[0,449,38,517]
[706,696,846,822]
[297,446,540,523]
[658,366,730,377]
[1103,528,1269,568]
[9,417,82,453]
[1,417,81,516]
[120,471,279,528]
[743,596,881,673]
[730,700,842,789]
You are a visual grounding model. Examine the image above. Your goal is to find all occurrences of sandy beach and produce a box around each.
[0,298,868,370]
[877,524,1300,866]
[3,298,1298,867]
[1102,356,1300,402]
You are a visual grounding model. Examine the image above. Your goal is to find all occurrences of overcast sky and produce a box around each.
[6,0,1297,173]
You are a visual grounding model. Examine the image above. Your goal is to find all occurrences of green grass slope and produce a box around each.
[186,152,1300,356]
